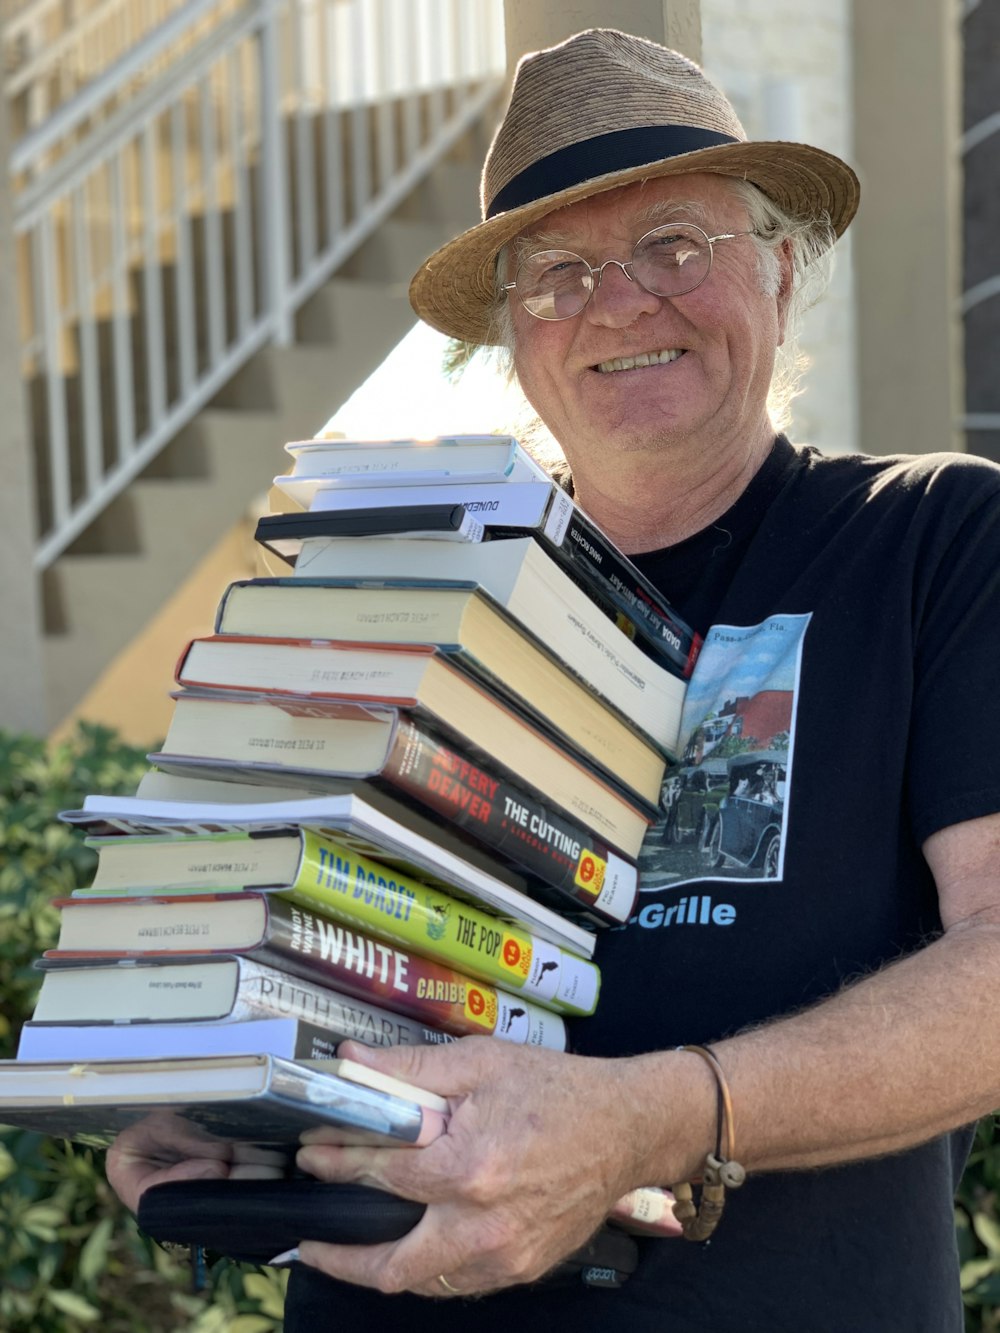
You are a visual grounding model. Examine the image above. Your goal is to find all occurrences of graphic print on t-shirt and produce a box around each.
[638,614,810,890]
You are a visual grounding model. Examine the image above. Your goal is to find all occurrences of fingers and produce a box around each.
[107,1143,230,1210]
[105,1113,234,1210]
[294,1201,549,1298]
[335,1034,514,1098]
[288,1042,652,1298]
[295,1133,466,1204]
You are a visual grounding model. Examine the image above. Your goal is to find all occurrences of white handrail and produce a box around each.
[5,0,181,99]
[11,0,505,568]
[9,0,231,172]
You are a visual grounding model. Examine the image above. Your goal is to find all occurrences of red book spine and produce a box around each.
[379,717,638,927]
[255,897,566,1050]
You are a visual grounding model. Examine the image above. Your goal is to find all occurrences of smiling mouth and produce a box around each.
[596,348,686,374]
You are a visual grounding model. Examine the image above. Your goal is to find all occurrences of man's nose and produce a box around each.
[591,258,634,288]
[585,259,662,326]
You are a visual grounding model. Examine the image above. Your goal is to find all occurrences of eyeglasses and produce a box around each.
[503,222,757,321]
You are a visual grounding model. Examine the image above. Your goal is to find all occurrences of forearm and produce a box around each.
[623,916,1000,1188]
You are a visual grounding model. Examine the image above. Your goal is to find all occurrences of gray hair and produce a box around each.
[481,178,835,458]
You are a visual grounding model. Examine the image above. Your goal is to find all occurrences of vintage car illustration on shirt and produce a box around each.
[661,759,728,845]
[700,750,787,877]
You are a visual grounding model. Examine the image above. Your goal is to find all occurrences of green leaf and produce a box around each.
[242,1270,287,1317]
[190,1307,232,1333]
[962,1257,999,1291]
[77,1214,114,1284]
[974,1209,1000,1255]
[45,1288,101,1320]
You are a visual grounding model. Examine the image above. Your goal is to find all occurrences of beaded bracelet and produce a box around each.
[670,1044,746,1242]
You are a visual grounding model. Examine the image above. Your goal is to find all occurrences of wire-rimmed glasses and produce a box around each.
[503,222,757,321]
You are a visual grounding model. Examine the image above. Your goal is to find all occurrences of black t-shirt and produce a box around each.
[286,438,1000,1332]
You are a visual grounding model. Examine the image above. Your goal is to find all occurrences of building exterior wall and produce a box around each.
[962,0,1000,462]
[851,0,963,456]
[502,0,702,68]
[701,0,857,455]
[0,85,47,733]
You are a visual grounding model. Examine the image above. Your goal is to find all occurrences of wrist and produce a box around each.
[610,1048,721,1191]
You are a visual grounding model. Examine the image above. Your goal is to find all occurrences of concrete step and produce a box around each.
[337,217,465,286]
[213,288,415,421]
[294,275,414,347]
[392,159,483,227]
[41,314,407,725]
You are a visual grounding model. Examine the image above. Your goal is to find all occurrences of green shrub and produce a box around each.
[1,723,998,1329]
[959,1117,1000,1332]
[0,724,287,1332]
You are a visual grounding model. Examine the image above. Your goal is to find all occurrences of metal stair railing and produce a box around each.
[3,0,194,138]
[9,0,504,570]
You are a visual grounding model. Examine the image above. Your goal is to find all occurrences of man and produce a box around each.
[108,29,1000,1332]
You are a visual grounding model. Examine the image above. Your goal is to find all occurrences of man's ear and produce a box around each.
[776,238,794,347]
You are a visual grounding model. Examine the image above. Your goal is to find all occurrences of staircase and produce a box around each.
[3,0,504,736]
[42,133,491,736]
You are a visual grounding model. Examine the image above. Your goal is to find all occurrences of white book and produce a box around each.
[24,958,451,1050]
[277,435,551,506]
[17,1015,440,1063]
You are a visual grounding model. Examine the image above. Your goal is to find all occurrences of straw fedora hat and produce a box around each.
[409,28,859,344]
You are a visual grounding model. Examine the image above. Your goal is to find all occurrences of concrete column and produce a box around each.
[503,1,702,70]
[0,86,48,734]
[851,0,963,454]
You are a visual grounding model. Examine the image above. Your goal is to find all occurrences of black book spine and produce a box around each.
[491,490,701,679]
[382,717,638,928]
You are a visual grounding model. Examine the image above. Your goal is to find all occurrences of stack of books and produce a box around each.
[4,435,695,1223]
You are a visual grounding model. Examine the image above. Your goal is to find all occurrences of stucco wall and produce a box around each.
[701,0,857,455]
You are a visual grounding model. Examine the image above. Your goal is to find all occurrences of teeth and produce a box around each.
[597,348,683,373]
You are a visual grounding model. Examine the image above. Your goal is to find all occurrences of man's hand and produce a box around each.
[105,1111,241,1211]
[290,1037,702,1299]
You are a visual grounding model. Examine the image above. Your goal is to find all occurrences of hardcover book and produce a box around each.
[96,764,637,928]
[32,941,567,1048]
[17,1014,376,1063]
[0,1054,446,1152]
[150,682,658,858]
[61,778,600,958]
[274,434,551,506]
[229,538,687,753]
[304,480,554,527]
[257,503,485,546]
[178,613,669,799]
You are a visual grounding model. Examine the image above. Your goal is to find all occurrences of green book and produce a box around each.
[282,828,600,1017]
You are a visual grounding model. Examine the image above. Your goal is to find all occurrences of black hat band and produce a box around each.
[486,125,742,219]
